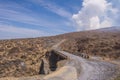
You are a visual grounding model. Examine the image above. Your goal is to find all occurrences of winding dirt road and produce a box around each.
[44,40,119,80]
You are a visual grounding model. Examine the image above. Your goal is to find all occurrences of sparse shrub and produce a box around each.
[0,48,4,52]
[21,55,27,59]
[9,47,20,54]
[101,48,111,53]
[113,44,120,50]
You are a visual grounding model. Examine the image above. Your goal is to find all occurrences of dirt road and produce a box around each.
[44,40,119,80]
[59,51,118,80]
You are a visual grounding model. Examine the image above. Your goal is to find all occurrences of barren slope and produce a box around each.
[59,27,120,59]
[0,27,120,78]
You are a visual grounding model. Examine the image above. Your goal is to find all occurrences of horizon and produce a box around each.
[0,26,119,40]
[0,0,120,39]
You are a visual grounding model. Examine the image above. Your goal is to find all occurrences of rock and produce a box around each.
[39,58,50,75]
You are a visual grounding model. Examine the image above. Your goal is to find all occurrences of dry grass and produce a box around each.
[59,27,120,59]
[0,37,60,78]
[0,27,120,78]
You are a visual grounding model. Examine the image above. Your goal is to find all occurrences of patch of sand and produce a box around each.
[44,66,77,80]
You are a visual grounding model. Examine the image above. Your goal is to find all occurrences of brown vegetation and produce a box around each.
[59,27,120,59]
[0,27,120,78]
[0,37,61,78]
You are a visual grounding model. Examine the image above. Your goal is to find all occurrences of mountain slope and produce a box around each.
[59,27,120,59]
[0,27,120,78]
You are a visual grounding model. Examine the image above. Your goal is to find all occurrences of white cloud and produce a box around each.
[72,0,118,31]
[0,8,60,28]
[0,2,71,29]
[89,16,100,29]
[30,0,72,18]
[0,24,47,39]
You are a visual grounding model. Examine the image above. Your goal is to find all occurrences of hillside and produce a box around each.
[0,27,120,78]
[0,37,61,77]
[59,27,120,59]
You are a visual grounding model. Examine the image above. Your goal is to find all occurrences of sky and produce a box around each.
[0,0,120,39]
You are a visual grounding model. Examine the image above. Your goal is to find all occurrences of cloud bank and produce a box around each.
[72,0,118,31]
[0,24,47,39]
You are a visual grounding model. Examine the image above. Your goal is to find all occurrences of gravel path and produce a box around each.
[59,51,118,80]
[45,40,119,80]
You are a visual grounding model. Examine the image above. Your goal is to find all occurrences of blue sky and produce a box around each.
[0,0,120,39]
[0,0,83,39]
